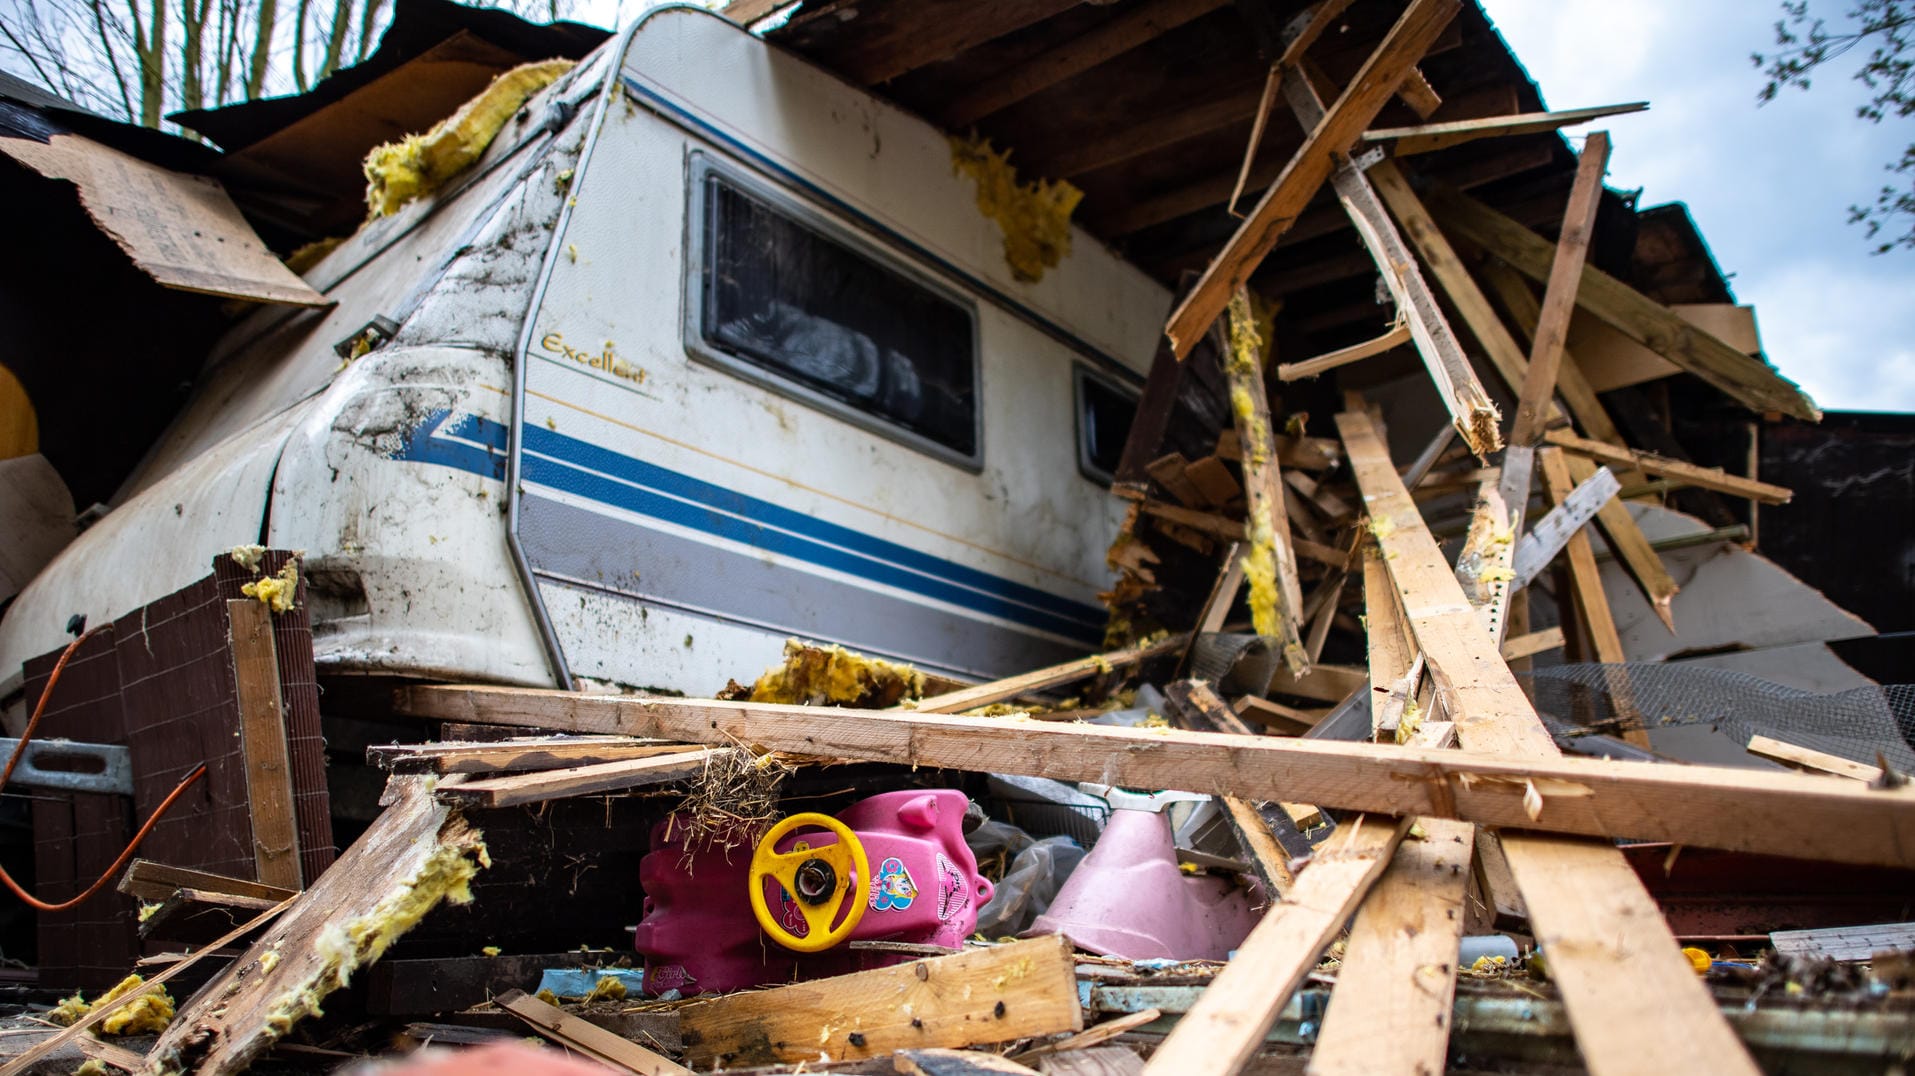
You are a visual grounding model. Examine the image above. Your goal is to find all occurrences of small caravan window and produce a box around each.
[689,162,980,465]
[1074,367,1138,485]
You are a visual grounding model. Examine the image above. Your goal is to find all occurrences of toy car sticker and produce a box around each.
[870,857,918,911]
[934,852,970,922]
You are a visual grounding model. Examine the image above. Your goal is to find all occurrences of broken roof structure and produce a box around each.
[0,0,1912,1073]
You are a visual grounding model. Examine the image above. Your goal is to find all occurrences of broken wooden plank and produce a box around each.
[1336,408,1760,1074]
[1164,0,1460,357]
[1544,428,1794,504]
[367,736,698,774]
[1165,680,1302,895]
[498,989,692,1075]
[1182,455,1243,506]
[1507,132,1611,451]
[1275,319,1411,382]
[1537,448,1629,667]
[1746,734,1882,782]
[1285,60,1501,456]
[1141,816,1410,1073]
[940,0,1231,126]
[1500,627,1565,662]
[145,776,490,1076]
[912,636,1184,714]
[1145,452,1207,506]
[1472,257,1629,449]
[227,599,304,891]
[1395,65,1443,118]
[1231,694,1321,734]
[1223,289,1308,673]
[896,1050,1043,1075]
[1363,101,1648,156]
[678,936,1081,1067]
[1135,499,1245,540]
[436,748,724,808]
[1422,182,1820,420]
[1564,452,1680,634]
[395,687,1915,869]
[1362,545,1418,742]
[1267,662,1365,704]
[0,898,295,1076]
[1308,813,1472,1075]
[119,859,298,905]
[1011,1009,1163,1063]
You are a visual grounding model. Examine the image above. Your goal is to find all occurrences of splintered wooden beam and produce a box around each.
[1164,0,1460,358]
[1276,319,1411,381]
[912,635,1184,714]
[1565,452,1680,635]
[1336,408,1761,1075]
[395,686,1915,869]
[1363,101,1649,156]
[1310,753,1472,1074]
[1507,132,1611,450]
[1361,545,1417,742]
[1422,183,1821,420]
[1224,289,1309,673]
[120,860,298,904]
[1473,258,1627,448]
[1165,680,1300,895]
[941,0,1231,126]
[1545,428,1794,504]
[678,935,1080,1066]
[436,748,726,808]
[146,776,491,1076]
[1286,62,1500,461]
[1142,816,1410,1073]
[368,737,700,774]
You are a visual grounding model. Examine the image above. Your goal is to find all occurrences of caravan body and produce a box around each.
[0,6,1170,701]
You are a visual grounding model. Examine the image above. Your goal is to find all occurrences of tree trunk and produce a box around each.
[244,0,274,99]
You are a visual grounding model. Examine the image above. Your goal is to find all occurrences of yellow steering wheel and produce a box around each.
[748,813,870,953]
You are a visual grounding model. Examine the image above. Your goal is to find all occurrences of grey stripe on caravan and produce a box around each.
[519,494,1083,681]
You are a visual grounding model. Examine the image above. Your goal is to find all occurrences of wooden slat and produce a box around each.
[1337,408,1759,1075]
[1361,544,1416,742]
[1113,334,1183,487]
[1224,289,1308,672]
[394,687,1915,869]
[1394,65,1443,118]
[835,0,1083,86]
[1048,82,1267,179]
[1182,455,1243,506]
[498,990,693,1075]
[227,599,303,891]
[1231,694,1322,733]
[912,636,1183,714]
[1163,0,1461,358]
[678,935,1080,1066]
[436,748,724,808]
[1267,661,1365,704]
[941,0,1230,126]
[1565,452,1681,635]
[1365,101,1649,156]
[1507,132,1610,449]
[1422,183,1821,420]
[119,859,298,905]
[367,736,698,774]
[1140,816,1410,1073]
[1473,257,1628,448]
[1544,428,1794,503]
[1136,499,1245,540]
[1500,626,1565,661]
[1146,451,1207,506]
[1746,734,1881,782]
[1275,319,1410,381]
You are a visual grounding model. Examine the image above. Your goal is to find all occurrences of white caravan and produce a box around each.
[0,5,1170,703]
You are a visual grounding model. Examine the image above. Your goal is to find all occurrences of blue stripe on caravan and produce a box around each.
[392,410,1106,639]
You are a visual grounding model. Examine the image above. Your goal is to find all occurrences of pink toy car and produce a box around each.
[633,789,993,995]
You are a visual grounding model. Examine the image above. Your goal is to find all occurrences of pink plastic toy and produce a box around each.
[633,789,993,995]
[1026,807,1259,961]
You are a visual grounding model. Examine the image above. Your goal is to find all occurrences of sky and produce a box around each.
[1479,0,1915,413]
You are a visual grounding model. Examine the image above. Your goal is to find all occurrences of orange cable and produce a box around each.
[2,627,211,912]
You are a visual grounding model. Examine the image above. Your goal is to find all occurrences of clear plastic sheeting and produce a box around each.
[965,819,1086,938]
[1519,663,1915,770]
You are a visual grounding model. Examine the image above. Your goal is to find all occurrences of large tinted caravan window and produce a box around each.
[696,170,980,462]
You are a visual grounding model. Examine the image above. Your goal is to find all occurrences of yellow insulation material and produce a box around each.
[949,135,1082,284]
[364,60,576,218]
[242,562,299,612]
[48,975,176,1035]
[742,638,925,708]
[263,825,489,1034]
